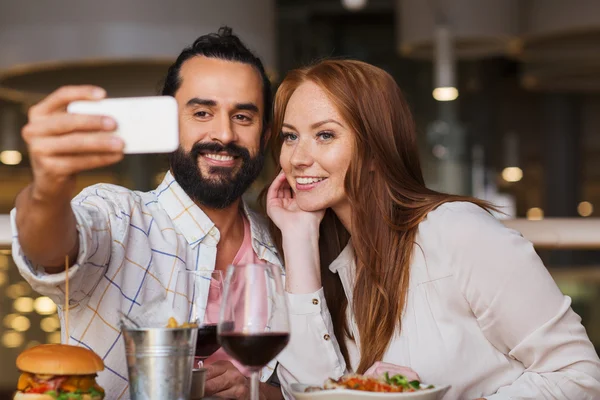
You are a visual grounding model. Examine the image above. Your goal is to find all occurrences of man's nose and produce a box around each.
[209,114,237,145]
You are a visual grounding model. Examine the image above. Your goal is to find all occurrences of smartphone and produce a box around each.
[67,96,179,154]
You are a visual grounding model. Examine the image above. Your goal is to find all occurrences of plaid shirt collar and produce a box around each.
[155,171,280,266]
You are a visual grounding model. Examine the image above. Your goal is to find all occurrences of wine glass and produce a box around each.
[172,269,224,368]
[218,263,290,400]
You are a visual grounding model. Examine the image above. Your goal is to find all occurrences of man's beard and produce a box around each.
[169,141,265,209]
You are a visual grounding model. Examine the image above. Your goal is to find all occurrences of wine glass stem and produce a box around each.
[250,371,260,400]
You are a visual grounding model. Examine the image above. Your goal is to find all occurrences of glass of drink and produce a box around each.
[218,263,290,400]
[172,269,224,368]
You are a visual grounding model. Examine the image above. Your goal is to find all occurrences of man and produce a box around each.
[11,27,283,400]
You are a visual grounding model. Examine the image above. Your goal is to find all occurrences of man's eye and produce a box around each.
[194,111,209,118]
[233,114,251,121]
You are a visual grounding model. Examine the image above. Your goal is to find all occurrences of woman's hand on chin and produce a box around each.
[266,170,324,237]
[267,170,324,293]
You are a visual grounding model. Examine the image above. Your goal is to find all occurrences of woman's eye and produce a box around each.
[317,131,334,140]
[280,132,298,142]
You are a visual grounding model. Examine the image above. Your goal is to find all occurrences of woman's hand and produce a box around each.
[267,171,324,293]
[364,361,420,382]
[266,171,324,237]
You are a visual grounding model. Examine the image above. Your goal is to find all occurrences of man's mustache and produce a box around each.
[190,142,250,160]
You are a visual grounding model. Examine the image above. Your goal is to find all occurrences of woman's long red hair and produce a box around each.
[266,59,493,372]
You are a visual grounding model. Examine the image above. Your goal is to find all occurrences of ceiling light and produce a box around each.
[341,0,367,11]
[433,25,458,102]
[501,167,523,183]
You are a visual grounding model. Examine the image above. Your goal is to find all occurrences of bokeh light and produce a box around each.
[41,316,61,333]
[526,207,544,221]
[2,331,24,348]
[14,297,34,313]
[47,332,62,344]
[34,296,57,315]
[578,201,594,217]
[11,315,31,332]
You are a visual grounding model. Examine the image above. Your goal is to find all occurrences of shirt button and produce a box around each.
[323,334,330,341]
[312,298,319,305]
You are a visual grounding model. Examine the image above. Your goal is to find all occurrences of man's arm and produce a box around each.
[15,184,79,272]
[15,85,123,271]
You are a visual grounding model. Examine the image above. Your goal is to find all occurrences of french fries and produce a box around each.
[166,317,198,329]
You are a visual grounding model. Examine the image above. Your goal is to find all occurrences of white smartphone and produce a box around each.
[67,96,179,154]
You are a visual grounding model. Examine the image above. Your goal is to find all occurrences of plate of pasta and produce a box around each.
[290,373,450,400]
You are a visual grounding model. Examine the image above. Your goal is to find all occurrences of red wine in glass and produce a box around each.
[218,263,290,400]
[195,324,220,360]
[195,321,234,361]
[219,332,290,368]
[173,270,224,367]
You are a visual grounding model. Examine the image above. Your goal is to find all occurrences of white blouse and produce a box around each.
[276,202,600,399]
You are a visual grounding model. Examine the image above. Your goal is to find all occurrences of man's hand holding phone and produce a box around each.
[17,85,179,268]
[23,85,179,201]
[22,85,123,201]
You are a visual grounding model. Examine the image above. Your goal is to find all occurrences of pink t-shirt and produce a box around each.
[202,215,261,375]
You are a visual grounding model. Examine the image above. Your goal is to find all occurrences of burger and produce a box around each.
[15,344,105,400]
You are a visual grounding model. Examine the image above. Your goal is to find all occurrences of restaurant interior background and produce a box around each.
[1,0,600,396]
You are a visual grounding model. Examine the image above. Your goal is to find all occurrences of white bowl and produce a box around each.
[290,383,451,400]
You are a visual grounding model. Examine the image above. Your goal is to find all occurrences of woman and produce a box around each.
[265,59,600,399]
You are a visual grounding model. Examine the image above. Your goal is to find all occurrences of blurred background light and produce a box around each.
[34,296,57,315]
[0,254,8,270]
[2,313,18,328]
[341,0,368,11]
[578,201,594,217]
[0,150,22,165]
[526,207,544,221]
[10,315,30,332]
[47,332,62,344]
[25,340,41,349]
[433,25,458,102]
[502,167,523,183]
[432,87,459,101]
[6,282,31,299]
[13,297,34,313]
[40,316,61,333]
[2,331,24,348]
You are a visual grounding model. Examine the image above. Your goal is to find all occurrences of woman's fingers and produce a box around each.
[267,170,287,201]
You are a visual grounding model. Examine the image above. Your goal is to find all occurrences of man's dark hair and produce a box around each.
[161,26,272,133]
